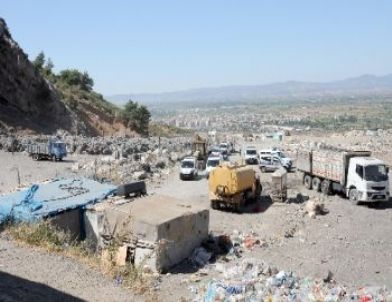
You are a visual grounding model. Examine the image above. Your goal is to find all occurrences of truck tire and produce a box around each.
[211,200,218,209]
[312,177,321,192]
[304,175,312,190]
[261,166,266,173]
[321,180,331,195]
[233,203,242,213]
[33,154,40,161]
[349,189,360,205]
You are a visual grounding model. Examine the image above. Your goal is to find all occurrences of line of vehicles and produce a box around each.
[179,141,235,180]
[244,146,293,172]
[180,140,390,210]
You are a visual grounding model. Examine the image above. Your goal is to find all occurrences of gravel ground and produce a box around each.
[0,148,392,301]
[151,152,392,300]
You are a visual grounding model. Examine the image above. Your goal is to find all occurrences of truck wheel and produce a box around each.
[33,154,39,161]
[312,177,321,192]
[321,180,331,195]
[233,203,242,213]
[349,189,359,205]
[304,175,312,190]
[211,200,218,209]
[261,166,266,173]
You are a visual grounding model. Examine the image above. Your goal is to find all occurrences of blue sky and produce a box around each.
[2,1,392,94]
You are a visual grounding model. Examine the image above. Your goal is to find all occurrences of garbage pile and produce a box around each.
[189,230,268,268]
[187,230,392,301]
[192,258,392,301]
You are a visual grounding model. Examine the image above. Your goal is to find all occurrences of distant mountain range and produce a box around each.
[107,74,392,106]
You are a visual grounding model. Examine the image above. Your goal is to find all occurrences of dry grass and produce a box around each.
[6,220,157,297]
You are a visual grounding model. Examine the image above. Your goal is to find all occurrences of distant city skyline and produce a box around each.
[2,0,392,95]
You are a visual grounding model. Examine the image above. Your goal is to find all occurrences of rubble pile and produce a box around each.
[72,148,192,184]
[0,134,193,157]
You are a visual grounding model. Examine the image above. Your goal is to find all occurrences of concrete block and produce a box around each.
[134,247,157,270]
[85,195,209,272]
[50,209,82,240]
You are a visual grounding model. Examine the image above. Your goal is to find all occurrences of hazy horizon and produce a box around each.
[2,1,392,95]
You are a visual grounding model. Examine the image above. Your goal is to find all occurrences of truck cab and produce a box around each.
[50,141,67,160]
[179,157,198,180]
[346,157,389,203]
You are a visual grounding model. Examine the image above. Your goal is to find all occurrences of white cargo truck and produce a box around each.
[297,149,389,204]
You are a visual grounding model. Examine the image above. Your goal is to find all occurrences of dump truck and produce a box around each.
[27,138,67,161]
[208,164,262,211]
[297,148,390,204]
[192,134,208,169]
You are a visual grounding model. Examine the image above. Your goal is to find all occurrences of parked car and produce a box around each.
[208,146,224,160]
[259,148,293,170]
[244,146,258,164]
[219,143,229,160]
[179,157,198,180]
[259,155,289,172]
[206,156,221,179]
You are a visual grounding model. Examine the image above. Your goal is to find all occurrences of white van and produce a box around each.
[244,146,258,164]
[206,156,221,178]
[180,157,198,180]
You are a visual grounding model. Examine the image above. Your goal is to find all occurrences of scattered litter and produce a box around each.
[190,247,212,267]
[306,198,329,218]
[191,258,392,301]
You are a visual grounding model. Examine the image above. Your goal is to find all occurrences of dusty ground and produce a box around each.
[0,146,392,301]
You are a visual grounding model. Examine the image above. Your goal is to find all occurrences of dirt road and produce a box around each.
[1,150,392,301]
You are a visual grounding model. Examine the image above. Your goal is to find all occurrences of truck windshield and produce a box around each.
[181,161,194,168]
[246,150,257,155]
[364,165,388,182]
[207,159,220,167]
[54,143,66,151]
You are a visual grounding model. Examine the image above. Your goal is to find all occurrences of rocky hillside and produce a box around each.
[0,18,132,136]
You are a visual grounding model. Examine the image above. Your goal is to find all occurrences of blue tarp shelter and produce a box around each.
[0,178,116,224]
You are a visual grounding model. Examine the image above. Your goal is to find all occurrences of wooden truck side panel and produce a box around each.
[312,150,344,183]
[297,149,372,186]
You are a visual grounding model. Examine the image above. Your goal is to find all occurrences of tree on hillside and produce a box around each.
[58,69,94,92]
[123,100,151,136]
[137,105,151,135]
[33,51,45,71]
